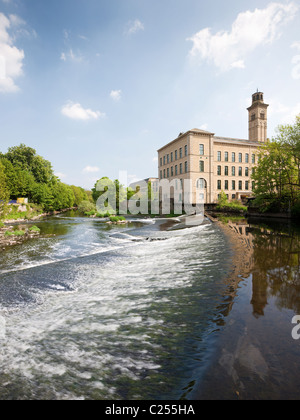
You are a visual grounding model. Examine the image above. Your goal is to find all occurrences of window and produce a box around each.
[252,154,256,164]
[180,148,183,159]
[167,154,169,164]
[163,156,166,165]
[251,113,256,121]
[185,145,188,157]
[239,167,242,176]
[217,180,222,190]
[245,181,249,190]
[245,167,249,177]
[239,181,243,190]
[232,194,236,200]
[163,169,166,179]
[175,150,178,161]
[217,166,222,176]
[225,152,229,162]
[197,178,206,189]
[171,152,173,162]
[245,153,249,163]
[260,113,265,120]
[252,168,255,176]
[200,144,204,156]
[232,181,236,190]
[175,165,178,176]
[171,166,174,177]
[160,158,162,167]
[232,166,236,176]
[180,163,183,174]
[160,170,162,180]
[217,151,221,162]
[239,153,242,163]
[167,168,169,178]
[225,180,229,190]
[185,161,188,173]
[225,166,229,176]
[232,152,236,162]
[199,161,204,172]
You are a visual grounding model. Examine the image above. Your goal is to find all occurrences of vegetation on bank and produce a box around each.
[0,144,93,220]
[216,192,247,213]
[251,116,300,216]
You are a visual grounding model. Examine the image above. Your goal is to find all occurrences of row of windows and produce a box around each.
[160,162,188,179]
[200,161,255,177]
[217,166,254,177]
[217,180,254,191]
[216,150,256,164]
[160,146,188,167]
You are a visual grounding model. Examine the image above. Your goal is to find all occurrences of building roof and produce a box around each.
[213,136,261,147]
[157,128,215,152]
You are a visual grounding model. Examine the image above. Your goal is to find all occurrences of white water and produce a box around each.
[0,216,232,400]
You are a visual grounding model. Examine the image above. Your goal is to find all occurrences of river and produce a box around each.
[0,213,299,400]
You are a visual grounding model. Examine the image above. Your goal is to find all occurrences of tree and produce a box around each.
[4,143,54,185]
[92,177,127,213]
[0,161,9,216]
[252,116,300,212]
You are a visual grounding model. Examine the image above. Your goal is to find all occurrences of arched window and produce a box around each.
[197,178,207,189]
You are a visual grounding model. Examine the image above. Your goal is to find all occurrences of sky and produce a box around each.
[0,0,299,189]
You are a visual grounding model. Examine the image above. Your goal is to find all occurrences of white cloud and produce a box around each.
[0,13,25,92]
[269,98,300,125]
[61,101,106,121]
[60,49,83,63]
[83,166,100,173]
[110,89,122,102]
[187,2,299,72]
[125,19,144,35]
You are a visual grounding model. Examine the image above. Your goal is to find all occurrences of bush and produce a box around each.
[109,216,126,223]
[13,230,26,236]
[216,192,247,213]
[78,200,96,215]
[0,221,4,228]
[4,231,13,237]
[29,225,40,233]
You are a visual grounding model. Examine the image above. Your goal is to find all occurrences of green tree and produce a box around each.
[252,116,300,212]
[0,161,9,217]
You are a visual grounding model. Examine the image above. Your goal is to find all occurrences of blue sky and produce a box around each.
[0,0,299,189]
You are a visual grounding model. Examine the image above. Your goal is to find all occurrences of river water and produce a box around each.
[0,214,299,400]
[0,213,233,400]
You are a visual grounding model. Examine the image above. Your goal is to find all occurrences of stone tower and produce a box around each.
[247,91,269,142]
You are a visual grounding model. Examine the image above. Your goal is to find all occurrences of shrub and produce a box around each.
[109,216,126,223]
[13,230,26,236]
[78,200,96,215]
[29,225,40,233]
[4,231,13,237]
[0,221,4,228]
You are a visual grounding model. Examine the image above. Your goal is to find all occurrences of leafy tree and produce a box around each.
[92,177,127,213]
[252,116,300,212]
[0,161,9,216]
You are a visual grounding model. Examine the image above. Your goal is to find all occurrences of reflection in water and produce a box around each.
[194,218,300,400]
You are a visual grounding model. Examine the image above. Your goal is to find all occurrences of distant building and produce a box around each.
[129,177,159,195]
[157,91,269,204]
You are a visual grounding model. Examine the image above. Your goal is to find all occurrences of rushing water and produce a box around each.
[0,214,233,400]
[1,214,300,400]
